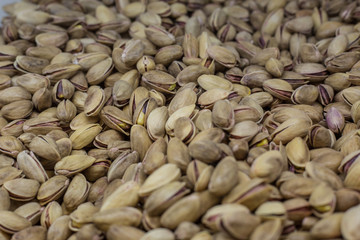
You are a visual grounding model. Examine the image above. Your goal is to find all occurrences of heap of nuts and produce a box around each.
[2,0,360,239]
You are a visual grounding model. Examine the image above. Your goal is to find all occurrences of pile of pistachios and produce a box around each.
[2,0,360,239]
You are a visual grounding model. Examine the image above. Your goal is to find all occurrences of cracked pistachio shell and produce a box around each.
[11,226,47,240]
[144,181,190,216]
[147,106,169,140]
[37,175,70,206]
[286,137,310,172]
[14,55,49,75]
[29,135,61,163]
[68,202,98,231]
[198,75,233,91]
[173,117,196,144]
[54,155,96,177]
[250,150,284,183]
[222,178,272,211]
[3,178,39,202]
[139,163,181,197]
[165,104,197,136]
[255,201,287,221]
[291,85,319,105]
[17,150,48,183]
[132,98,158,126]
[174,222,200,240]
[341,204,360,239]
[70,124,102,149]
[186,160,213,192]
[1,100,33,121]
[250,219,282,240]
[161,191,219,230]
[84,86,106,116]
[42,63,81,81]
[86,57,114,85]
[100,181,140,211]
[229,120,260,142]
[189,140,222,164]
[207,45,236,68]
[0,188,10,211]
[279,176,318,199]
[107,150,139,181]
[142,138,167,175]
[93,207,142,232]
[130,125,152,161]
[14,202,43,225]
[263,79,293,101]
[310,213,343,239]
[0,211,31,234]
[167,137,191,171]
[212,100,235,131]
[344,161,360,191]
[309,182,336,218]
[56,100,77,122]
[140,228,175,240]
[107,225,145,240]
[145,25,175,47]
[202,204,249,231]
[271,118,311,144]
[0,135,25,157]
[100,106,133,136]
[40,201,63,228]
[0,166,22,186]
[47,215,72,240]
[305,162,343,190]
[63,174,90,211]
[208,157,239,196]
[217,210,261,240]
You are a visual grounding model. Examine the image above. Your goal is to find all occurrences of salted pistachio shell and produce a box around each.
[0,135,25,158]
[0,211,31,234]
[161,191,219,230]
[286,137,310,172]
[70,124,102,149]
[107,150,139,181]
[68,202,98,231]
[207,45,236,68]
[63,173,90,211]
[271,118,311,144]
[100,105,133,136]
[0,166,22,186]
[3,178,39,201]
[222,178,272,211]
[11,226,47,240]
[208,157,238,196]
[198,75,233,91]
[100,181,140,211]
[37,175,70,206]
[168,88,197,115]
[16,150,48,183]
[107,225,145,240]
[250,150,284,183]
[140,228,175,240]
[93,207,142,231]
[54,155,96,177]
[309,182,336,218]
[144,181,190,216]
[187,160,213,192]
[84,86,106,116]
[47,215,72,240]
[40,201,63,228]
[14,202,43,225]
[138,163,181,197]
